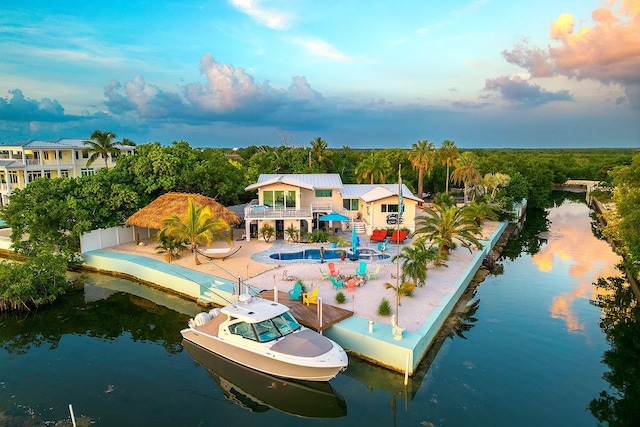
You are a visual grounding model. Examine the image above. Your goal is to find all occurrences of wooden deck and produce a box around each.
[259,290,353,331]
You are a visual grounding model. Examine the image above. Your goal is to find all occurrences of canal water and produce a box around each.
[1,193,638,426]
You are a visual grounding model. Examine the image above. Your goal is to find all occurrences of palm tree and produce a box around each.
[309,137,327,167]
[462,200,499,227]
[438,140,459,194]
[408,139,436,199]
[384,280,416,325]
[451,151,481,203]
[83,130,136,170]
[355,150,390,184]
[391,238,442,287]
[159,197,231,265]
[414,204,482,255]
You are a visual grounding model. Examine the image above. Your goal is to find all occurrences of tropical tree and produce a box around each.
[384,281,416,325]
[451,151,482,203]
[483,172,511,198]
[309,137,328,168]
[391,238,445,287]
[438,140,459,194]
[355,150,390,184]
[409,139,436,199]
[414,204,482,255]
[83,130,135,170]
[159,197,231,265]
[462,200,499,227]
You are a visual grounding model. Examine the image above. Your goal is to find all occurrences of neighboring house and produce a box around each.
[0,138,135,207]
[243,174,422,241]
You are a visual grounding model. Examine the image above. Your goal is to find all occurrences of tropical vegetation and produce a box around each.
[159,197,231,265]
[414,204,483,255]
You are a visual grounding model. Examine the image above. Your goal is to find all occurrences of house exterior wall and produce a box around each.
[363,196,419,232]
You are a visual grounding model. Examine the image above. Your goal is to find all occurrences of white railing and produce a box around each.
[244,206,313,219]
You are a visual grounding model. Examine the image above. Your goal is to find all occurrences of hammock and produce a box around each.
[196,246,242,261]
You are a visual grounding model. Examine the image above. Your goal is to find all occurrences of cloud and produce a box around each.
[292,37,352,61]
[229,0,293,30]
[0,89,70,122]
[484,75,573,106]
[503,1,640,107]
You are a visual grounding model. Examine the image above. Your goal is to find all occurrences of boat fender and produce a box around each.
[193,312,213,327]
[209,308,221,318]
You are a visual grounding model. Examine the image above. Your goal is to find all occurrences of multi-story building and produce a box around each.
[0,138,135,206]
[243,173,423,241]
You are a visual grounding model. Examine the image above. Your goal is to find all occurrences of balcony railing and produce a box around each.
[244,206,314,219]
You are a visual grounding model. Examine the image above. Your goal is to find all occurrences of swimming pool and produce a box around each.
[269,248,390,261]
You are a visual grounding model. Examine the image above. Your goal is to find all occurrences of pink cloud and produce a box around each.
[503,1,640,106]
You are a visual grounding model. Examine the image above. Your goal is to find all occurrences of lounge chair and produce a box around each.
[390,230,408,243]
[288,282,303,300]
[328,262,340,277]
[345,279,357,293]
[302,288,319,306]
[330,275,344,290]
[355,261,367,276]
[319,267,331,281]
[369,229,387,242]
[366,265,381,280]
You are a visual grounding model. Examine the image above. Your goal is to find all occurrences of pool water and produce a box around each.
[269,248,390,261]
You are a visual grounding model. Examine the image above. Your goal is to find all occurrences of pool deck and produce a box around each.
[81,221,508,376]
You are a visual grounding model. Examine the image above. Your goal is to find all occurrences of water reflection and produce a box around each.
[182,340,348,419]
[589,274,640,426]
[531,202,621,332]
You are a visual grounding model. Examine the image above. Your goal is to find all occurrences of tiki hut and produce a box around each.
[125,192,241,243]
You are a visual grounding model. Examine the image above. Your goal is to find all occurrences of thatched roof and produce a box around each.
[125,192,241,229]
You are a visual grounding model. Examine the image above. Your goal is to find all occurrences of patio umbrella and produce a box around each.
[319,212,350,222]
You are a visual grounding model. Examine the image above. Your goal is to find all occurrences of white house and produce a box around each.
[243,174,423,241]
[0,138,135,206]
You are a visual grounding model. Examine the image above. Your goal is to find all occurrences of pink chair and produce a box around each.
[345,279,357,293]
[328,262,340,277]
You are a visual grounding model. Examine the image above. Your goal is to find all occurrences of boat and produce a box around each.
[183,339,348,418]
[180,293,348,382]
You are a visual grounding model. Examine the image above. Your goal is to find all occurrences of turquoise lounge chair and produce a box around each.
[355,261,367,276]
[288,282,303,300]
[330,275,344,290]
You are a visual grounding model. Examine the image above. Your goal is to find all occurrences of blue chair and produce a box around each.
[330,275,344,290]
[288,282,303,300]
[355,261,367,276]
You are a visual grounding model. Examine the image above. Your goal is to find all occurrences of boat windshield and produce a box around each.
[230,312,302,343]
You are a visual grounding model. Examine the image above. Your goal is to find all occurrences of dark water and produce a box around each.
[1,194,638,426]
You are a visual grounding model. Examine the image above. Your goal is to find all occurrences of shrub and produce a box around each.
[377,298,392,316]
[335,291,346,304]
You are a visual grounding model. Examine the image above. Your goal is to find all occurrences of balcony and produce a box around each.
[244,205,314,220]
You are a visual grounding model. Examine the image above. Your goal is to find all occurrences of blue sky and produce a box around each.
[1,0,639,149]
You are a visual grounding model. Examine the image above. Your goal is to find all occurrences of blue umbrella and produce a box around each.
[319,212,350,222]
[351,225,358,254]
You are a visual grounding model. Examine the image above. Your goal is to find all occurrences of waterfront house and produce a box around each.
[0,138,135,207]
[243,174,422,241]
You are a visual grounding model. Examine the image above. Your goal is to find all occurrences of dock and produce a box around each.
[259,290,353,331]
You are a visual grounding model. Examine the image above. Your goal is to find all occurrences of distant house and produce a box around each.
[0,138,135,207]
[243,174,422,241]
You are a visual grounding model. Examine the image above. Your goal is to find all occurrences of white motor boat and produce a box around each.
[181,294,348,382]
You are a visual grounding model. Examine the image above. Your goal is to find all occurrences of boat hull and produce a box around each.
[181,327,347,382]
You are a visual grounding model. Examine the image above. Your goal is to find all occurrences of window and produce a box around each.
[9,171,18,184]
[315,189,332,197]
[27,172,42,183]
[81,168,95,176]
[381,204,399,213]
[44,171,51,178]
[262,190,296,208]
[60,170,69,177]
[343,198,359,211]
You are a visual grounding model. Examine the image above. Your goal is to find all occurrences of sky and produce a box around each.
[1,0,639,149]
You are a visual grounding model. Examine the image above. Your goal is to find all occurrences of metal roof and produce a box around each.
[246,174,343,191]
[341,184,422,203]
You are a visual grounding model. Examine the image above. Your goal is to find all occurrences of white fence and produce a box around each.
[80,226,152,253]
